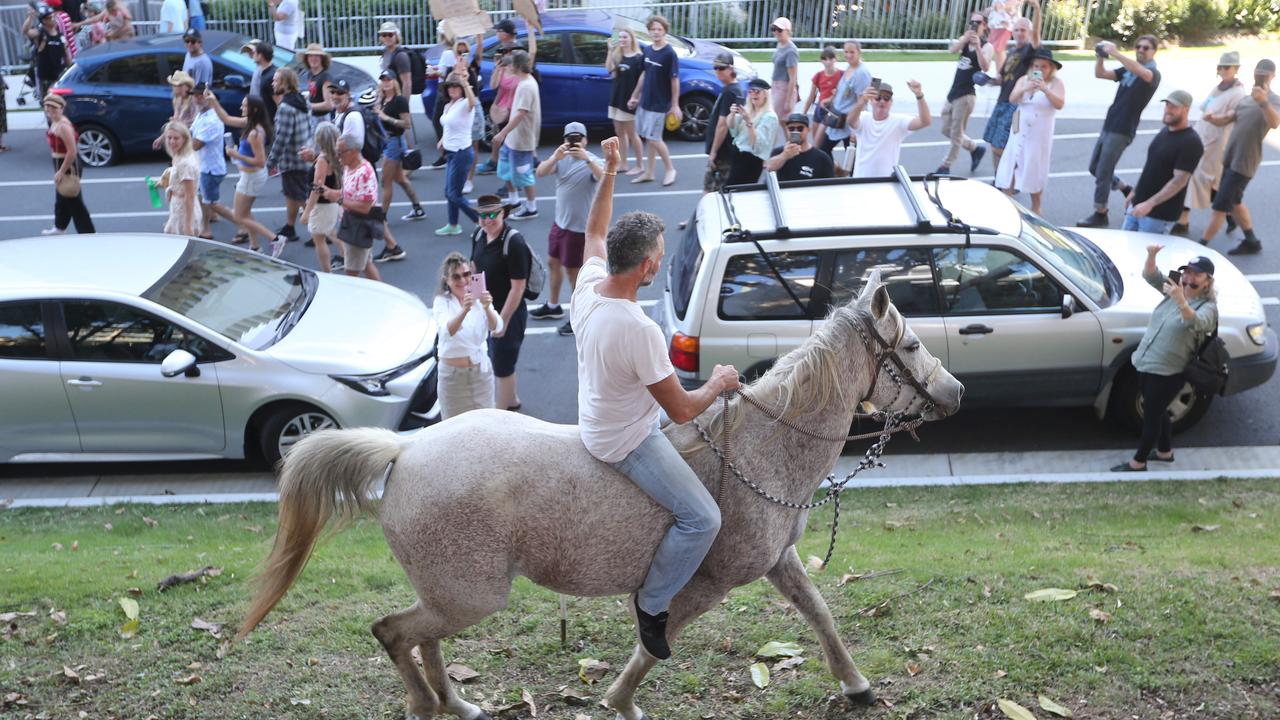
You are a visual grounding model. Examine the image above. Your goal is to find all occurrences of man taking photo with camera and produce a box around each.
[937,11,992,175]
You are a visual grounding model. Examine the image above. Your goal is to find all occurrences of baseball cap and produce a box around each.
[1257,59,1277,75]
[329,79,351,94]
[713,51,734,69]
[1217,51,1240,67]
[378,21,400,36]
[563,121,587,137]
[494,18,517,35]
[785,112,809,126]
[1162,89,1193,108]
[1180,256,1215,276]
[182,27,201,42]
[771,17,792,32]
[747,77,771,91]
[378,68,396,81]
[877,82,895,96]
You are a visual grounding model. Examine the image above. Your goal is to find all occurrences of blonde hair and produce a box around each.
[614,28,640,60]
[275,67,300,94]
[163,122,194,158]
[313,122,342,186]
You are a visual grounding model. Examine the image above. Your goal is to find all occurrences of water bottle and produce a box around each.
[145,177,163,209]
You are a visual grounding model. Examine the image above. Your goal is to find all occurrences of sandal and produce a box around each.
[231,232,249,245]
[506,403,522,412]
[1146,451,1175,462]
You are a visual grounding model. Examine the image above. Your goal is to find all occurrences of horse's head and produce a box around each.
[845,270,963,422]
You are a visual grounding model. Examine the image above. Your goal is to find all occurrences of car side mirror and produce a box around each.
[223,75,248,90]
[1061,294,1076,319]
[161,349,199,378]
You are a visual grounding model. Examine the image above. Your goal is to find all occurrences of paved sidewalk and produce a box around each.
[4,445,1278,508]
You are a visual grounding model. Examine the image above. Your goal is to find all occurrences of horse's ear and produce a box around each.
[871,284,891,320]
[855,269,884,308]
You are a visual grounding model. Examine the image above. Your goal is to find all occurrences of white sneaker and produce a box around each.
[463,180,474,194]
[40,227,65,235]
[270,234,287,259]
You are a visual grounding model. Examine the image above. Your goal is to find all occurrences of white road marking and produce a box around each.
[1245,273,1280,282]
[524,300,657,334]
[1263,297,1278,306]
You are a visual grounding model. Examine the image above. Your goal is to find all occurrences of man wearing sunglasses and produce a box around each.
[765,113,834,181]
[1078,36,1161,228]
[703,52,744,195]
[181,28,211,87]
[847,80,931,179]
[379,22,413,101]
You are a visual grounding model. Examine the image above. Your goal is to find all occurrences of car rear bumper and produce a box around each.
[1225,328,1278,395]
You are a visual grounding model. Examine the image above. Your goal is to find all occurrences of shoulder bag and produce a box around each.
[1183,307,1229,396]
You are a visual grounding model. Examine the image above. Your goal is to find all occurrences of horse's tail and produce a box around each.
[237,427,405,640]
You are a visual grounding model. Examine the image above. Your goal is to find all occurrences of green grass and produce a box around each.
[2,480,1279,718]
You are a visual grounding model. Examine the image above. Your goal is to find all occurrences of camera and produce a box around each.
[869,77,882,92]
[969,19,981,30]
[1095,42,1109,58]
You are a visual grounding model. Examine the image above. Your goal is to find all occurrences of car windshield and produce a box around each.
[1018,209,1115,307]
[214,38,298,74]
[142,242,315,350]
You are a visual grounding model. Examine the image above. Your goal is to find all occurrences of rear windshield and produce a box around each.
[670,212,703,320]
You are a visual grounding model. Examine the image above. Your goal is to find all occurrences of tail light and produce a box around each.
[50,87,73,96]
[669,332,699,373]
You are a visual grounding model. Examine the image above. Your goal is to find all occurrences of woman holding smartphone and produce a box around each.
[995,48,1064,215]
[433,251,503,420]
[726,78,780,185]
[436,70,480,236]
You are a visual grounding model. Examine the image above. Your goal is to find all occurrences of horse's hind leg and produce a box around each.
[371,602,442,719]
[765,546,875,706]
[417,639,491,720]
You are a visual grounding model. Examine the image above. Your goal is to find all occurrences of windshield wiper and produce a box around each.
[272,271,316,341]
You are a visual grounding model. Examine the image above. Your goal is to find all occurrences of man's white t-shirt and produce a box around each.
[852,114,915,178]
[337,105,365,149]
[159,0,187,33]
[573,257,675,463]
[274,0,302,44]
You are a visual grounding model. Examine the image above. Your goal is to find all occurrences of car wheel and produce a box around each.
[675,94,714,142]
[1112,371,1213,435]
[77,125,118,168]
[258,404,339,467]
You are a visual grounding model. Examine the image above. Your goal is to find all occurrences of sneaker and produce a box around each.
[1076,211,1109,228]
[509,207,538,221]
[530,304,564,320]
[374,245,407,263]
[1170,222,1190,237]
[40,227,65,235]
[969,144,987,173]
[270,234,287,259]
[401,206,427,222]
[330,256,344,272]
[429,155,447,169]
[935,165,951,175]
[633,594,671,660]
[277,224,298,241]
[557,320,574,336]
[434,224,462,236]
[305,238,316,247]
[1227,239,1262,255]
[463,179,474,194]
[475,161,497,175]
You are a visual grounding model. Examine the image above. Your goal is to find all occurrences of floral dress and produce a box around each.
[163,152,203,235]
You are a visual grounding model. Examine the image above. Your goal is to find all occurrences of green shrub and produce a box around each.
[1110,0,1189,42]
[1088,0,1123,38]
[1225,0,1280,32]
[1176,0,1227,41]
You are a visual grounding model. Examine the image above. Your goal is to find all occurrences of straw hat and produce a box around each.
[167,70,196,88]
[301,43,331,69]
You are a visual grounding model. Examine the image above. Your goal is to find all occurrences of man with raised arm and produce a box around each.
[573,137,740,661]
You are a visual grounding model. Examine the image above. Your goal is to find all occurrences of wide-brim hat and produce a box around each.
[1217,51,1240,67]
[167,70,196,88]
[301,42,330,59]
[378,21,401,37]
[1031,47,1062,70]
[475,194,520,215]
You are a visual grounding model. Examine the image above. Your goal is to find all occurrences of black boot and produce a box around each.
[634,595,671,660]
[1077,211,1109,228]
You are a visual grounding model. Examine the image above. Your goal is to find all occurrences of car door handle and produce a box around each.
[66,377,102,387]
[958,324,994,336]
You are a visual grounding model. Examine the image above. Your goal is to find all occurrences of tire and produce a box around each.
[674,93,714,142]
[1111,370,1213,436]
[76,125,118,168]
[257,404,339,467]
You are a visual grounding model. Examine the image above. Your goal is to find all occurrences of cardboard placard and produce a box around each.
[440,10,490,39]
[512,0,542,33]
[428,0,481,21]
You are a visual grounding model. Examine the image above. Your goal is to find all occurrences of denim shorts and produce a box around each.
[983,101,1016,150]
[383,134,407,161]
[198,172,224,204]
[497,145,536,189]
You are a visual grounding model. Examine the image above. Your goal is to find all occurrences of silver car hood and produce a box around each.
[266,274,436,375]
[1075,229,1266,320]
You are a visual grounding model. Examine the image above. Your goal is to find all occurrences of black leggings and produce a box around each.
[52,158,95,233]
[1134,371,1184,463]
[727,152,764,186]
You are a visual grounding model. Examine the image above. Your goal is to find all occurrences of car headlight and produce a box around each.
[1247,323,1266,346]
[330,354,430,397]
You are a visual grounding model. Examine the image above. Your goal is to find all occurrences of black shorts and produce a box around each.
[282,170,311,202]
[1211,168,1251,213]
[487,301,527,378]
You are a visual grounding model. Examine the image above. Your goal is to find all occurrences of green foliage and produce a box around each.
[1225,0,1280,31]
[1110,0,1189,42]
[1177,0,1228,41]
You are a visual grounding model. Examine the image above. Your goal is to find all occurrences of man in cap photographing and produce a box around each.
[1121,89,1203,235]
[1198,58,1280,255]
[765,112,834,181]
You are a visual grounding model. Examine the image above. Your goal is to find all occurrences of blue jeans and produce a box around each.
[1122,211,1173,235]
[445,146,478,226]
[189,14,206,31]
[610,427,721,615]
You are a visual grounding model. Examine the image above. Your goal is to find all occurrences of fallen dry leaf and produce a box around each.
[1087,582,1119,594]
[1191,524,1221,533]
[1268,589,1280,602]
[748,662,770,689]
[190,618,223,638]
[1024,588,1078,602]
[446,663,479,682]
[996,698,1037,720]
[905,660,922,676]
[577,658,610,684]
[49,609,67,626]
[883,521,902,531]
[1089,608,1113,624]
[0,611,36,624]
[51,542,63,551]
[142,516,158,528]
[62,665,80,684]
[289,698,311,706]
[755,641,803,659]
[1038,694,1075,717]
[244,525,263,534]
[174,674,202,686]
[103,523,113,531]
[558,685,591,706]
[773,656,805,672]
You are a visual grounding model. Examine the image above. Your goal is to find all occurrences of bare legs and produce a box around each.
[546,259,580,306]
[613,118,645,176]
[634,136,676,186]
[496,374,519,411]
[232,193,276,251]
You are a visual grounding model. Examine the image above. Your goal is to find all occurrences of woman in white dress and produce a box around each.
[995,48,1065,215]
[432,251,503,420]
[1173,51,1248,235]
[160,122,202,237]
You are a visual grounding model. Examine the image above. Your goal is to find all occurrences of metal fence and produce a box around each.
[2,0,1105,73]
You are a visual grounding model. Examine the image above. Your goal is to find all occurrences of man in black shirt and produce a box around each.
[703,52,744,194]
[937,10,992,174]
[1078,36,1161,227]
[1121,90,1203,235]
[765,113,835,181]
[981,0,1041,172]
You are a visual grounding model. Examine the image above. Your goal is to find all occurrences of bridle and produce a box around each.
[691,305,949,566]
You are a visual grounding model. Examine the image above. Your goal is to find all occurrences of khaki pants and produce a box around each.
[939,95,978,167]
[438,363,495,420]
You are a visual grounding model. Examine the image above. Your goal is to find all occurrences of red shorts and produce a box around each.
[548,223,586,269]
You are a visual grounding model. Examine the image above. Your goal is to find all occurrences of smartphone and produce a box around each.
[1168,269,1182,285]
[870,77,882,92]
[788,130,802,144]
[467,271,486,298]
[1256,73,1269,88]
[1031,69,1043,80]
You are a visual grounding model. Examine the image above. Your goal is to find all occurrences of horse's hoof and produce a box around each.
[845,687,877,706]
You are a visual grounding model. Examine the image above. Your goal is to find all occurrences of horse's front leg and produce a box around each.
[603,584,728,720]
[765,545,876,706]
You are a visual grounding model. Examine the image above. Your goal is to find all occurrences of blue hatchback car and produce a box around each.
[421,9,755,142]
[51,31,374,167]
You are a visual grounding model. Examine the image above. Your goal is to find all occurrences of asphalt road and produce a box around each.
[1,113,1277,476]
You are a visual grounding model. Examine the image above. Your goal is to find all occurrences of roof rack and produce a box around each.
[718,169,992,244]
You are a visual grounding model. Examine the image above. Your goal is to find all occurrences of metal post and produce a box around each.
[819,0,831,46]
[558,594,568,647]
[1080,0,1093,48]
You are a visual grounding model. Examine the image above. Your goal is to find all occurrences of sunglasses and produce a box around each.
[450,270,473,281]
[713,65,731,71]
[379,32,395,38]
[184,39,199,44]
[479,211,503,220]
[770,26,783,32]
[1136,45,1154,51]
[786,125,807,132]
[875,94,893,101]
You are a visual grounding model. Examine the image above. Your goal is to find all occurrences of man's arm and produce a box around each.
[669,71,681,119]
[1255,89,1280,129]
[848,88,872,131]
[1131,170,1193,217]
[764,144,797,173]
[646,370,738,424]
[1109,48,1154,83]
[707,112,731,165]
[1094,54,1116,81]
[627,69,646,108]
[583,137,622,264]
[1029,0,1042,47]
[907,80,930,131]
[492,108,526,146]
[535,145,566,177]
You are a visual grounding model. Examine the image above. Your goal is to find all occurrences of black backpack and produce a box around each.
[471,226,547,302]
[341,107,385,165]
[1184,322,1230,396]
[395,46,427,95]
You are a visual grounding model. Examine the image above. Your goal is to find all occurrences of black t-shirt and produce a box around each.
[471,226,531,309]
[705,80,745,157]
[63,0,85,23]
[769,145,835,181]
[35,27,67,78]
[1132,126,1204,221]
[1103,64,1161,138]
[381,95,409,136]
[997,43,1035,105]
[259,65,277,118]
[947,40,984,102]
[305,69,331,116]
[609,52,644,111]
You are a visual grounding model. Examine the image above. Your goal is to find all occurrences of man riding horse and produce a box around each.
[571,137,741,660]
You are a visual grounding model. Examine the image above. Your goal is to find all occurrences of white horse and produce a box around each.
[239,272,963,720]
